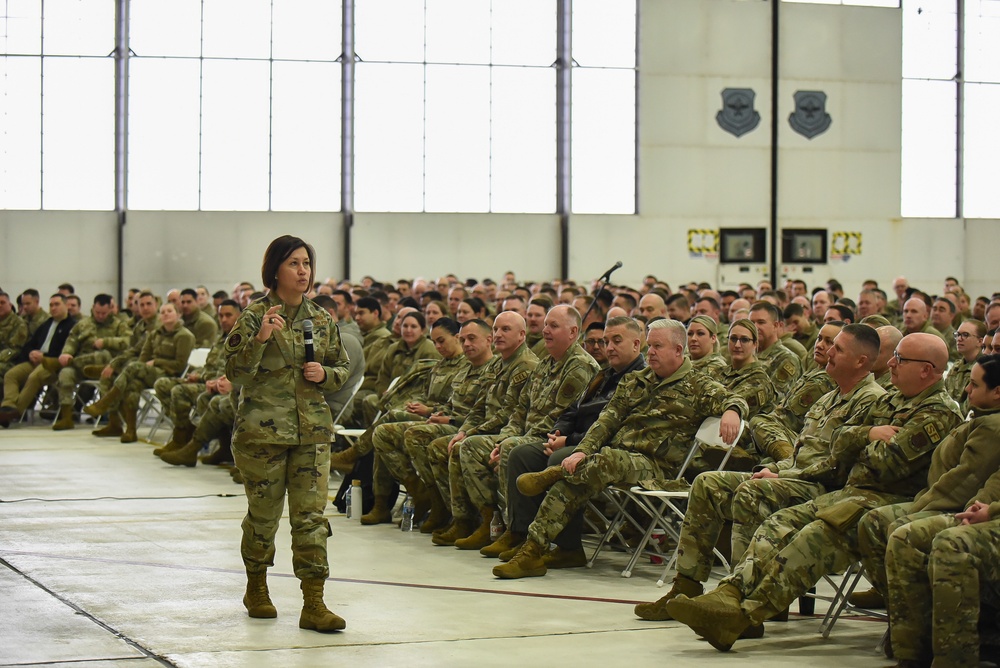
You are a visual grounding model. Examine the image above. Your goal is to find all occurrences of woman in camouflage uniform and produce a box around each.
[687,315,726,374]
[224,236,350,633]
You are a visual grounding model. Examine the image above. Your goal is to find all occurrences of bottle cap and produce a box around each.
[352,479,361,486]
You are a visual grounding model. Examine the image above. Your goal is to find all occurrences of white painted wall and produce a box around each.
[0,0,993,306]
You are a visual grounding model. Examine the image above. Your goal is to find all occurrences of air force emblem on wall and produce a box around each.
[789,90,832,139]
[716,88,760,138]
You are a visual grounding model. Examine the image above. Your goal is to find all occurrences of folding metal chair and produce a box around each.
[142,347,212,442]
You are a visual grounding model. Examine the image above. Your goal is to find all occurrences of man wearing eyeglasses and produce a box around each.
[581,322,608,369]
[666,332,963,652]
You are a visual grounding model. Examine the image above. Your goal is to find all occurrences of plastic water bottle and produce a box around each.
[348,480,362,522]
[490,508,506,542]
[400,495,415,532]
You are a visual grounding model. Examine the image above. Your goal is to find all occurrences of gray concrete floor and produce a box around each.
[1,421,896,667]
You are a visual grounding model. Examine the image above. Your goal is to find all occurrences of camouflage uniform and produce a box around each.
[100,316,160,392]
[0,311,28,379]
[373,335,440,398]
[190,390,238,446]
[526,360,749,548]
[857,406,1000,602]
[747,367,834,462]
[792,321,818,358]
[225,294,350,580]
[373,355,493,493]
[874,368,893,390]
[937,324,960,363]
[888,514,1000,667]
[755,340,802,396]
[182,308,219,347]
[425,344,537,521]
[103,324,196,418]
[692,352,726,375]
[705,359,776,422]
[675,375,884,581]
[779,332,809,364]
[349,323,394,422]
[55,315,131,406]
[153,333,227,429]
[459,342,598,517]
[944,356,974,416]
[718,382,963,624]
[368,354,470,496]
[23,308,48,338]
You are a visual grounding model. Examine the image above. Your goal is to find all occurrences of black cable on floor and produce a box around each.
[0,493,241,503]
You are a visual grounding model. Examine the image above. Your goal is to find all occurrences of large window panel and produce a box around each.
[271,61,342,211]
[425,0,490,65]
[355,0,424,62]
[490,66,556,213]
[200,60,270,210]
[962,82,1000,218]
[902,0,957,80]
[572,68,636,215]
[424,64,490,212]
[1,0,42,54]
[129,0,201,57]
[42,58,113,210]
[573,0,636,68]
[965,0,1000,84]
[900,79,957,218]
[202,0,270,59]
[128,58,201,210]
[491,0,556,66]
[354,63,424,212]
[272,0,342,61]
[42,0,114,56]
[0,56,41,208]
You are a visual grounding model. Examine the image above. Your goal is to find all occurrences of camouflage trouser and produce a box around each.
[459,435,508,511]
[402,423,457,492]
[192,392,236,444]
[729,475,826,570]
[722,486,908,623]
[234,441,332,580]
[506,443,580,549]
[372,419,423,485]
[885,513,1000,667]
[527,449,660,548]
[56,351,111,406]
[426,434,477,521]
[495,436,548,513]
[370,409,423,496]
[856,502,924,597]
[99,353,135,392]
[747,413,798,462]
[2,361,55,413]
[110,362,169,415]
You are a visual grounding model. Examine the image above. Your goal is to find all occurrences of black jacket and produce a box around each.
[14,316,77,364]
[552,353,646,447]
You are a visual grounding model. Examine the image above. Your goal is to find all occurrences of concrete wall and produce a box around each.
[0,0,989,305]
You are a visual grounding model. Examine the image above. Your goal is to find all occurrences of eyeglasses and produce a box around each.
[892,351,936,369]
[584,339,606,348]
[728,336,755,346]
[954,331,973,340]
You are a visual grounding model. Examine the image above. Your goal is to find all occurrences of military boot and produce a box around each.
[665,584,751,652]
[52,404,75,431]
[431,518,475,546]
[84,387,121,418]
[481,529,524,558]
[516,465,567,496]
[542,546,587,569]
[200,433,234,465]
[153,424,194,456]
[160,439,201,467]
[243,571,277,618]
[120,403,139,444]
[360,495,393,525]
[633,573,704,621]
[299,579,346,632]
[230,466,244,484]
[454,506,494,550]
[92,411,123,438]
[402,477,431,523]
[82,364,105,380]
[329,445,359,474]
[847,587,886,609]
[419,486,450,534]
[492,539,547,579]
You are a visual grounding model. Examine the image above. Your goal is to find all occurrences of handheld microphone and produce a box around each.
[303,319,315,363]
[601,260,623,280]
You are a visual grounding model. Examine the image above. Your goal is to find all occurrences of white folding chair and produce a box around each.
[142,347,211,442]
[332,375,366,431]
[333,376,399,446]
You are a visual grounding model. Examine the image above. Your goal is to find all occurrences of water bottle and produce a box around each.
[348,480,362,521]
[490,508,506,542]
[400,494,415,532]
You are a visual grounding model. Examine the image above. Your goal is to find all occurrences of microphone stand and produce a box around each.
[582,263,622,326]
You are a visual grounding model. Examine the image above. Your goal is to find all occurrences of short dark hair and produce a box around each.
[213,290,229,299]
[312,294,337,312]
[22,288,40,299]
[50,293,67,302]
[934,297,956,314]
[585,321,605,334]
[431,317,460,336]
[401,310,427,330]
[827,303,855,323]
[783,303,805,319]
[93,293,113,307]
[355,297,382,316]
[749,301,781,322]
[842,323,880,363]
[976,354,1000,389]
[219,299,242,312]
[58,283,75,293]
[332,289,354,305]
[260,235,316,292]
[180,288,198,299]
[461,318,492,337]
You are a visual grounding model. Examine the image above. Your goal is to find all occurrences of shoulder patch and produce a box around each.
[227,333,242,348]
[510,370,532,386]
[925,423,941,444]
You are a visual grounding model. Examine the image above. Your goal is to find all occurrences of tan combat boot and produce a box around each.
[542,546,587,569]
[633,573,704,621]
[153,424,195,456]
[329,445,359,474]
[419,486,450,534]
[84,387,121,418]
[299,579,346,632]
[52,404,75,431]
[92,411,123,437]
[402,477,431,523]
[665,584,750,652]
[360,495,393,525]
[243,571,277,618]
[82,364,105,380]
[480,529,524,558]
[454,506,495,550]
[492,539,547,579]
[200,434,233,465]
[431,518,475,546]
[160,439,201,467]
[120,401,139,443]
[516,465,567,496]
[847,587,886,609]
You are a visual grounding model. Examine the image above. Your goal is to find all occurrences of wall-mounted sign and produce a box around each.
[789,90,832,139]
[687,229,720,258]
[717,88,761,138]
